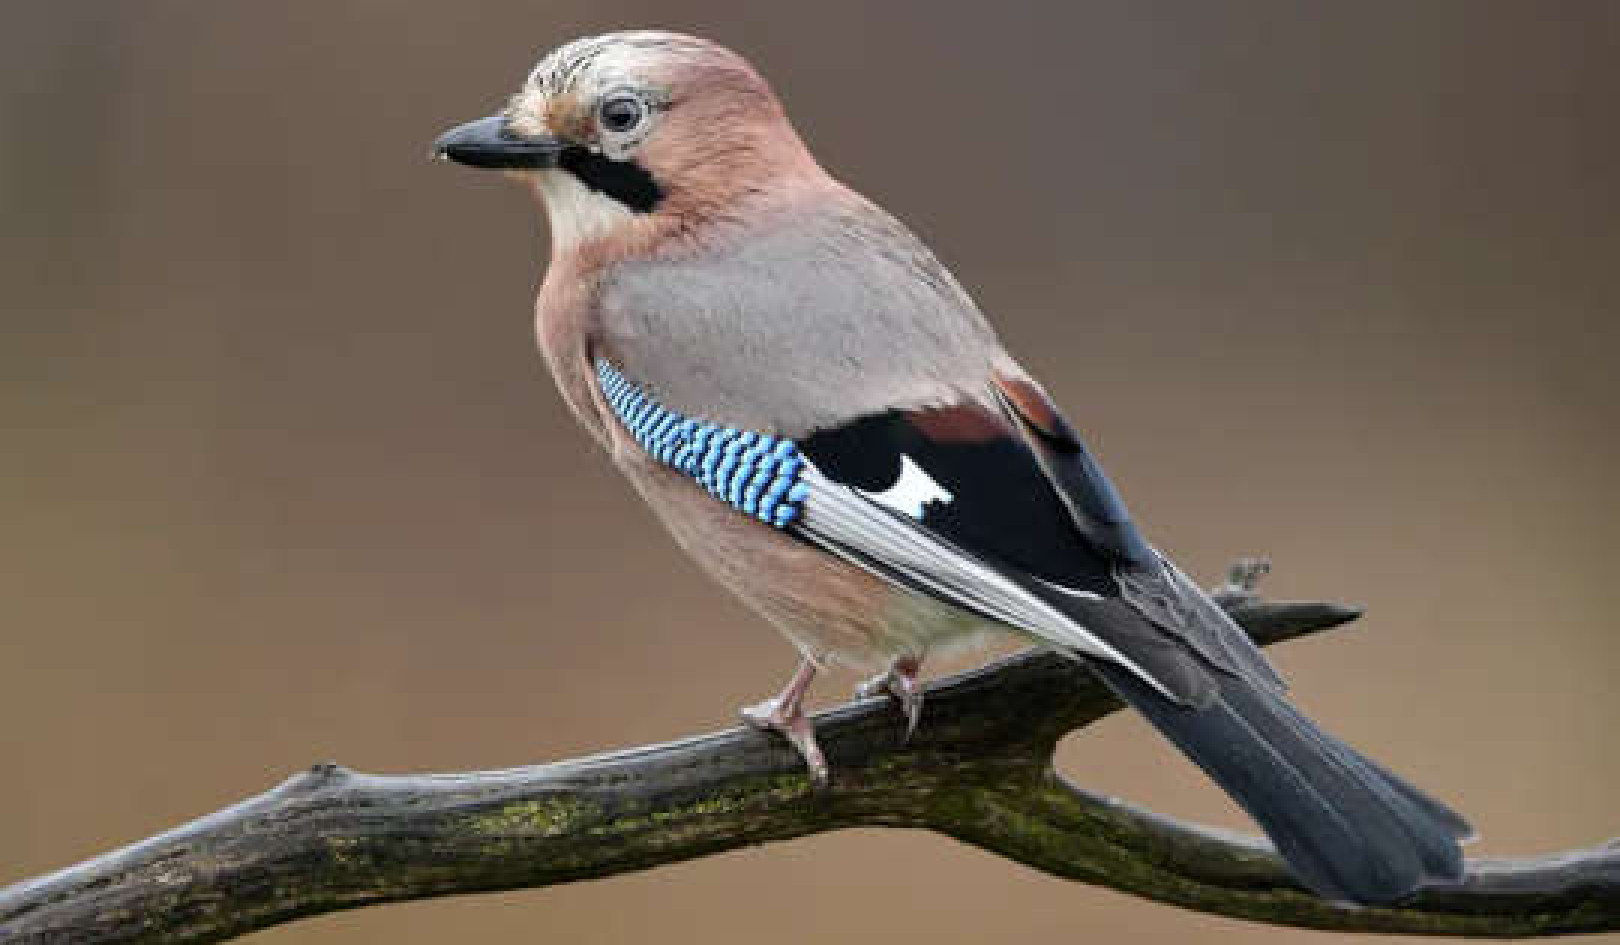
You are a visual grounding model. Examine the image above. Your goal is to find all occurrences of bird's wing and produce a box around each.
[990,369,1286,690]
[596,358,1275,703]
[789,407,1174,689]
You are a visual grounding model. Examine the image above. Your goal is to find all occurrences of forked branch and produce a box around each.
[1,562,1615,942]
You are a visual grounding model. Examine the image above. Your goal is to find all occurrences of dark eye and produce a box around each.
[599,96,645,133]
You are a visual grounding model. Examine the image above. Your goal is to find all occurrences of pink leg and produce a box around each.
[740,659,828,786]
[856,655,924,741]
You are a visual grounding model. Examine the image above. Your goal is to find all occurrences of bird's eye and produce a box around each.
[599,96,646,134]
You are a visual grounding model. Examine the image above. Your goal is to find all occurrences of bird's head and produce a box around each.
[434,31,821,253]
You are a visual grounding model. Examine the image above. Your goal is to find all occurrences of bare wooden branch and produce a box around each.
[2,565,1614,943]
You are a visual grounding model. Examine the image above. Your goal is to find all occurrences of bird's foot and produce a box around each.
[740,697,828,787]
[739,658,828,787]
[856,656,923,741]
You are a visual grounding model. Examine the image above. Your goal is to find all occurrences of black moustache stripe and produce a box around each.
[558,147,665,214]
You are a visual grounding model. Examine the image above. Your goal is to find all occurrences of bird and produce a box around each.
[432,30,1471,905]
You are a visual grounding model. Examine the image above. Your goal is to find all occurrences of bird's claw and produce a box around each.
[856,660,923,742]
[740,697,829,787]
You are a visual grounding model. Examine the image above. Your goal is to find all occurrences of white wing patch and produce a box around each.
[859,454,953,520]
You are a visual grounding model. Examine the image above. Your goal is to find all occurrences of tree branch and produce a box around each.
[2,562,1614,942]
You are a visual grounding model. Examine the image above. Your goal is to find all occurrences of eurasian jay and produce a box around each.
[433,30,1470,905]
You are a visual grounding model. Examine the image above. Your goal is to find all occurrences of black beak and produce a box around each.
[432,115,565,169]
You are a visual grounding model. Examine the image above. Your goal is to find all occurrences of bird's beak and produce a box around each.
[432,115,565,169]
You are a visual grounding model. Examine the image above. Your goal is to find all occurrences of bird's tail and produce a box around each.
[1090,659,1472,905]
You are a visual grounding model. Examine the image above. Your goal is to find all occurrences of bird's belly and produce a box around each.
[617,447,1013,670]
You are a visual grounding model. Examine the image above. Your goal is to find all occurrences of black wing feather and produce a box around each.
[798,408,1118,595]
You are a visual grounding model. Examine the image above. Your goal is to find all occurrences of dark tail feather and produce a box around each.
[1092,661,1470,905]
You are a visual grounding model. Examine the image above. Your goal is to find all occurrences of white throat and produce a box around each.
[535,170,637,250]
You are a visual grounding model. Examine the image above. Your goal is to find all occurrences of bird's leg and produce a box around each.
[739,658,827,786]
[856,655,924,741]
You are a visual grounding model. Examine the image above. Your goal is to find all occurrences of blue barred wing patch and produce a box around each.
[596,360,810,528]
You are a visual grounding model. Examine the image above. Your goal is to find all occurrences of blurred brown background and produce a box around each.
[3,2,1617,942]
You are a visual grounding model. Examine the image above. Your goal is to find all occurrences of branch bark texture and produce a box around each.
[2,565,1615,942]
